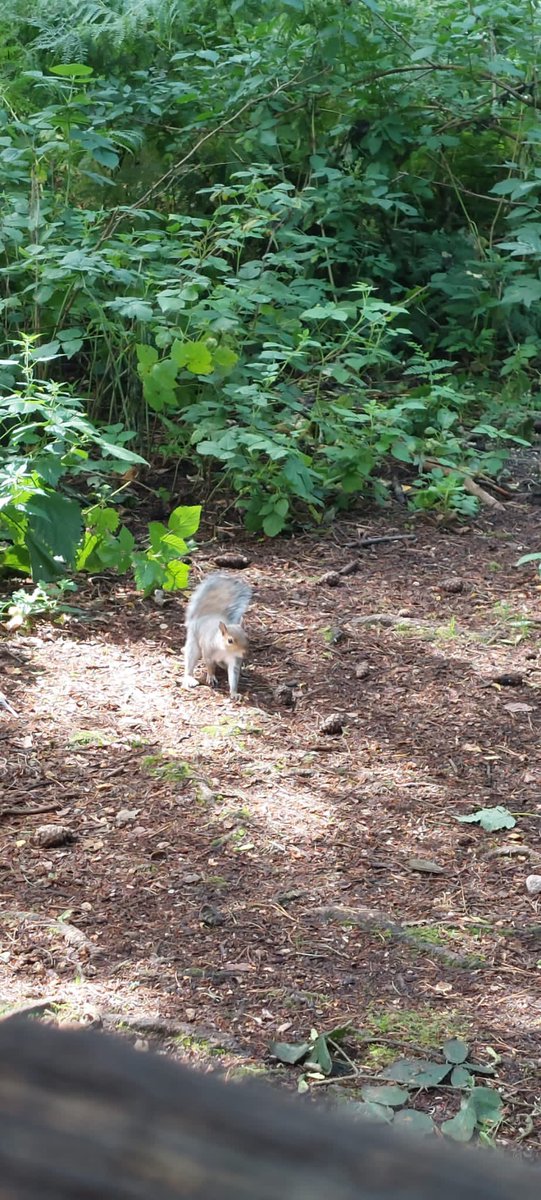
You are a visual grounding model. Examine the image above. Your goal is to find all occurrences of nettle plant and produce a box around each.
[0,339,200,595]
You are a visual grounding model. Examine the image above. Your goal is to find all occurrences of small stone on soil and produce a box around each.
[526,874,541,895]
[492,671,523,687]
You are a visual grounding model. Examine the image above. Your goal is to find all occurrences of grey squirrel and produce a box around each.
[182,572,252,698]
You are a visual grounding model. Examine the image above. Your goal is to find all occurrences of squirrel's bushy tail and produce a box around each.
[185,572,252,626]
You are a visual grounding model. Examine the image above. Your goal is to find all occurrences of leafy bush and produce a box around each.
[0,0,539,532]
[0,339,200,591]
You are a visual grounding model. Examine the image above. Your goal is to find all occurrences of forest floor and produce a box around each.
[1,483,541,1151]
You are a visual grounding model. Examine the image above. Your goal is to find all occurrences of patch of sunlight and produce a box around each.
[255,786,336,840]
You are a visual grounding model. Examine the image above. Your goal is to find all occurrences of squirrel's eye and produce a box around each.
[227,637,234,644]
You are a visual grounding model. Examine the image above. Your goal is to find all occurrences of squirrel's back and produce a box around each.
[185,572,252,627]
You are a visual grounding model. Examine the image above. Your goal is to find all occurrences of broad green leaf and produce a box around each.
[381,1059,451,1087]
[443,1039,469,1064]
[456,806,515,832]
[168,505,202,538]
[441,1099,477,1142]
[351,1100,394,1123]
[301,303,350,321]
[462,1062,495,1076]
[27,493,82,576]
[361,1084,410,1107]
[213,346,239,372]
[263,510,287,537]
[0,543,31,573]
[132,553,165,596]
[305,1034,333,1076]
[112,299,154,321]
[470,1086,503,1123]
[50,63,93,78]
[148,521,168,553]
[171,339,213,375]
[502,279,541,309]
[84,506,120,535]
[163,559,190,591]
[393,1109,435,1135]
[136,343,159,371]
[29,341,61,361]
[143,359,178,412]
[96,441,146,465]
[450,1066,472,1089]
[270,1040,311,1065]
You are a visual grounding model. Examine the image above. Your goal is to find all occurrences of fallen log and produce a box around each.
[0,1017,538,1199]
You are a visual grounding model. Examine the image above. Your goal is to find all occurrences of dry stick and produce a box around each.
[0,804,62,818]
[311,905,484,969]
[357,534,416,548]
[423,459,506,510]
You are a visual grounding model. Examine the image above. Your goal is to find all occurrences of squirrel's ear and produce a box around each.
[219,621,227,636]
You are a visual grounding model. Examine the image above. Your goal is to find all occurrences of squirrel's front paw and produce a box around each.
[182,675,199,689]
[205,673,218,688]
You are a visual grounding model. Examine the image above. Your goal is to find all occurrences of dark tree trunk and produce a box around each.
[0,1018,538,1200]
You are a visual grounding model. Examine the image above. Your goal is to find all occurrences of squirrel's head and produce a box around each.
[219,621,249,659]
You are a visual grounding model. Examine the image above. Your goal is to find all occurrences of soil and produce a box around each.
[1,492,541,1151]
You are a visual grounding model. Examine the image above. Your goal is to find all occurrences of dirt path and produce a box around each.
[1,502,540,1148]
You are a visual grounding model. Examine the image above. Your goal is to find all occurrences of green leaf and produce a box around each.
[502,279,541,309]
[441,1099,477,1142]
[84,506,120,535]
[50,63,93,78]
[163,559,190,591]
[96,441,146,464]
[270,1040,311,1065]
[263,509,288,537]
[301,303,350,321]
[361,1085,410,1107]
[516,553,541,566]
[391,440,415,464]
[381,1059,451,1087]
[132,553,165,596]
[168,505,202,538]
[462,1062,495,1077]
[110,299,154,321]
[456,806,516,832]
[27,493,83,577]
[351,1100,394,1123]
[443,1039,469,1064]
[142,359,178,412]
[135,343,159,372]
[393,1109,435,1135]
[76,532,100,571]
[29,340,61,362]
[470,1086,502,1123]
[450,1066,472,1089]
[213,346,239,373]
[171,339,213,375]
[305,1034,333,1076]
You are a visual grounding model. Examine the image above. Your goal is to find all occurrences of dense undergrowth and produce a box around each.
[1,0,541,584]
